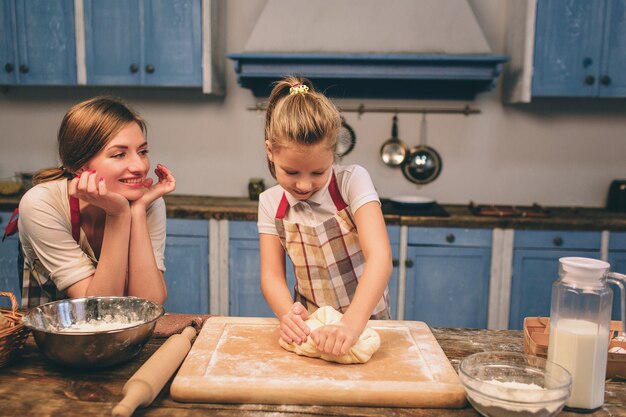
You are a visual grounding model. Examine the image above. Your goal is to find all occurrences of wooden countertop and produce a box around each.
[0,325,624,416]
[3,193,626,230]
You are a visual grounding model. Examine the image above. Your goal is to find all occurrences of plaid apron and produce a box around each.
[275,173,390,320]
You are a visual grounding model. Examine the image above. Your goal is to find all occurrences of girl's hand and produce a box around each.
[279,302,310,345]
[310,321,360,356]
[69,170,129,216]
[133,164,176,209]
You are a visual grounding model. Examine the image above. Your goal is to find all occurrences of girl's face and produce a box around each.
[267,138,334,201]
[84,122,150,201]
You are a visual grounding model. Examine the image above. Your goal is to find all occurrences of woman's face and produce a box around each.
[84,122,150,201]
[267,138,334,200]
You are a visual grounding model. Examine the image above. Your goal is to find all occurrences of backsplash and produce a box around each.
[1,0,626,207]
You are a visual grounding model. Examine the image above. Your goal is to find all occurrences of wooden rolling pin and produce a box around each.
[111,326,197,417]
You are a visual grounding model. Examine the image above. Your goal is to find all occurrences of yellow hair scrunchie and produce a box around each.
[289,84,309,95]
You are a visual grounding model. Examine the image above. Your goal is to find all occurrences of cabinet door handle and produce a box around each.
[129,63,139,73]
[553,236,563,247]
[446,233,455,243]
[145,64,155,74]
[405,259,414,268]
[4,63,13,73]
[392,259,399,267]
[584,75,595,85]
[19,64,29,74]
[601,75,611,86]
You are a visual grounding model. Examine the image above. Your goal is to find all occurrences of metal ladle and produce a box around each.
[380,114,408,167]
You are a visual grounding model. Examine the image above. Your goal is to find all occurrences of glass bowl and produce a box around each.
[459,351,572,417]
[22,296,164,368]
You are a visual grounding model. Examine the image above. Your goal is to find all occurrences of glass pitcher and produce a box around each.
[547,257,626,412]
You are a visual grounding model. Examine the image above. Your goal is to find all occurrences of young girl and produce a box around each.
[16,96,175,308]
[258,77,392,357]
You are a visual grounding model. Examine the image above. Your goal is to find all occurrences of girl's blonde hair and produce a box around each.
[33,96,146,185]
[264,77,341,178]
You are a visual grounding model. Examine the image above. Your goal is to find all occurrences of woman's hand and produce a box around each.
[69,170,129,216]
[310,321,360,356]
[279,302,310,345]
[133,164,176,209]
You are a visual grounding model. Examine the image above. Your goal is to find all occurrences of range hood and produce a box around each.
[228,0,508,100]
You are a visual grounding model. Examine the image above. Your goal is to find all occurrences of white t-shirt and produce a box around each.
[257,164,380,235]
[18,179,166,293]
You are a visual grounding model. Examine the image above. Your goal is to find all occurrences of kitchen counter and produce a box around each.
[2,194,626,230]
[1,324,624,416]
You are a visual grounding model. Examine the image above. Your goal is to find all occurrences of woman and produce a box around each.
[17,96,175,308]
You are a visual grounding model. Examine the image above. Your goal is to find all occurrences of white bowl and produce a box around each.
[459,352,572,417]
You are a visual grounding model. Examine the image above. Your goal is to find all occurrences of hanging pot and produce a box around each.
[380,115,408,167]
[336,116,356,158]
[401,114,442,185]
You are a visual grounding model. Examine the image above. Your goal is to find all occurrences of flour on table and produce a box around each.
[278,306,380,364]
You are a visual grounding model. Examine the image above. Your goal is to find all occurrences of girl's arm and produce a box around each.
[260,233,309,344]
[126,164,174,304]
[66,172,133,298]
[311,201,392,355]
[126,203,167,304]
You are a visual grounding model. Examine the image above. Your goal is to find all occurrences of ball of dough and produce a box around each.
[278,306,380,364]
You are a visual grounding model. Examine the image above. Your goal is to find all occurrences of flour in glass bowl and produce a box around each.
[56,315,145,333]
[467,379,565,417]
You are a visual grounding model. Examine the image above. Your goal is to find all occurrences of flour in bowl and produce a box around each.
[467,379,566,417]
[57,317,145,333]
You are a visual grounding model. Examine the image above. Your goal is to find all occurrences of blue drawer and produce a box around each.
[514,230,601,250]
[167,218,209,237]
[609,232,626,251]
[407,227,491,247]
[229,220,259,240]
[387,225,400,245]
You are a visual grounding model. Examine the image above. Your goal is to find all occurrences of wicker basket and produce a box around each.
[0,292,29,367]
[523,316,626,379]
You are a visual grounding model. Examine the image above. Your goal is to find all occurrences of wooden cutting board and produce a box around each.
[170,316,466,408]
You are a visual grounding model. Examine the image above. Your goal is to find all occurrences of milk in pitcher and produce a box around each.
[548,318,609,409]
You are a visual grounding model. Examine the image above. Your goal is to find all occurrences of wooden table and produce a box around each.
[1,326,624,416]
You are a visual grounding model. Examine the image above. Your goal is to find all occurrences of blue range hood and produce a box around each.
[228,53,509,100]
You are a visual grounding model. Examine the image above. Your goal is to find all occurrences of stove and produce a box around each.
[381,199,449,217]
[469,202,550,218]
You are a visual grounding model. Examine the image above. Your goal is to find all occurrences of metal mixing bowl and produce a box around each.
[22,296,164,368]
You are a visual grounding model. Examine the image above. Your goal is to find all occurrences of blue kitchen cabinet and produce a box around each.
[404,227,492,329]
[509,230,602,330]
[0,212,21,308]
[229,220,296,317]
[84,0,202,87]
[608,232,626,320]
[0,0,76,85]
[532,0,626,97]
[0,0,16,84]
[387,225,400,319]
[163,218,209,314]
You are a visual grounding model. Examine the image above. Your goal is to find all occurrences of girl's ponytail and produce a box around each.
[264,77,341,178]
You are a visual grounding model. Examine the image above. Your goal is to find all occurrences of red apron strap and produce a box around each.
[328,172,348,211]
[69,196,80,243]
[275,192,290,219]
[1,208,19,242]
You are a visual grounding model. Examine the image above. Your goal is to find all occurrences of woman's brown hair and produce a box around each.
[33,96,146,185]
[264,77,341,178]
